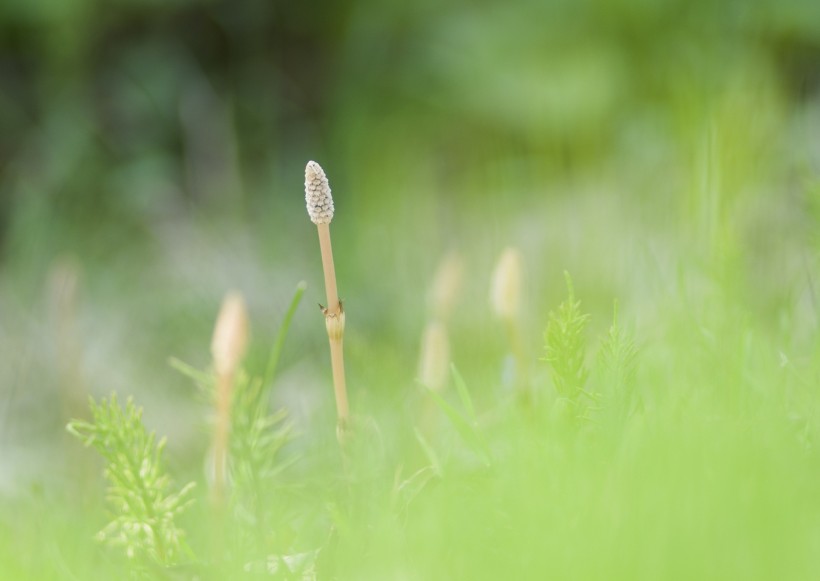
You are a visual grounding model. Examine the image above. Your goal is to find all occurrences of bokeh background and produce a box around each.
[1,0,819,497]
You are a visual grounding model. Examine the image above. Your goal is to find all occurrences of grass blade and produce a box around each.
[168,357,213,387]
[414,428,444,477]
[450,364,476,423]
[426,389,490,466]
[263,281,307,388]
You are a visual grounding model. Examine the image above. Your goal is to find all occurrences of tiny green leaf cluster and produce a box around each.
[66,394,195,566]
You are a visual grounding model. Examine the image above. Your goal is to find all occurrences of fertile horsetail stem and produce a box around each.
[210,291,249,505]
[305,161,350,442]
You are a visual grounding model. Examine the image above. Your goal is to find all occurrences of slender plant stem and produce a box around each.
[263,282,306,387]
[317,223,340,314]
[506,318,530,400]
[316,223,349,438]
[329,332,349,425]
[213,372,232,506]
[306,162,349,442]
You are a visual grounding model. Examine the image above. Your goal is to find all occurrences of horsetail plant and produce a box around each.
[67,394,196,568]
[210,292,249,507]
[543,272,593,421]
[418,320,450,392]
[305,161,350,443]
[598,301,640,421]
[170,284,303,567]
[418,251,462,392]
[417,252,460,444]
[490,247,530,402]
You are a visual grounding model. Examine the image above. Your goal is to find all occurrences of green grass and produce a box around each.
[2,252,815,580]
[2,20,819,576]
[3,139,819,579]
[2,1,819,577]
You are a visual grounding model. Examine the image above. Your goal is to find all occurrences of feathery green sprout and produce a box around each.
[543,272,592,418]
[67,394,195,567]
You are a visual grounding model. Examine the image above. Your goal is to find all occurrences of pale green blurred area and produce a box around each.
[1,0,820,577]
[0,0,816,485]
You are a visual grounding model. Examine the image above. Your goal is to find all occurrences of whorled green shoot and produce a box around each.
[229,373,295,554]
[543,272,592,415]
[66,394,195,567]
[598,301,639,418]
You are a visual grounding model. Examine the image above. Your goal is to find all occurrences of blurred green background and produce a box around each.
[1,0,820,575]
[2,0,819,472]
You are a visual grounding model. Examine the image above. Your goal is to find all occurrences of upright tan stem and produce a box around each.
[490,247,529,404]
[317,223,340,314]
[326,311,349,428]
[209,291,248,506]
[318,223,349,436]
[305,160,350,443]
[212,372,232,506]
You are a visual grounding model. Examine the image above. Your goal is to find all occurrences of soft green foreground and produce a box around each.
[2,241,819,579]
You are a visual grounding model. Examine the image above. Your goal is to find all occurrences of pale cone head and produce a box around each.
[490,247,523,321]
[305,161,334,225]
[211,292,249,377]
[418,320,450,391]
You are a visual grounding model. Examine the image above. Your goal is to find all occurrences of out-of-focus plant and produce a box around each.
[543,272,594,420]
[598,301,639,420]
[66,394,195,567]
[490,246,530,403]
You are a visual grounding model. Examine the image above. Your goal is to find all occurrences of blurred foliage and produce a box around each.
[0,0,817,414]
[1,0,820,261]
[1,0,820,577]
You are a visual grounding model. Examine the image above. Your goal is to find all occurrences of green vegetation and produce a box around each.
[36,263,820,579]
[1,0,820,579]
[543,272,592,417]
[67,395,195,567]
